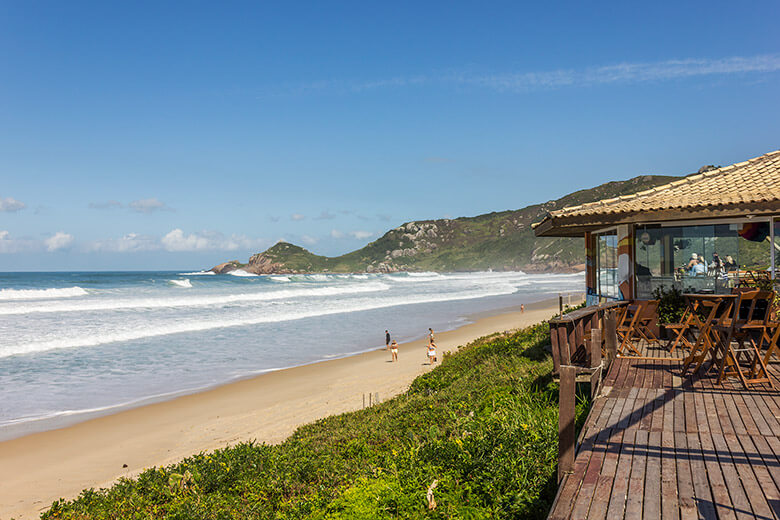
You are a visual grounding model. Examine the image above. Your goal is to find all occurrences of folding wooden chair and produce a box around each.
[635,300,660,344]
[664,304,695,353]
[616,301,644,356]
[762,322,780,366]
[713,289,774,388]
[681,297,730,375]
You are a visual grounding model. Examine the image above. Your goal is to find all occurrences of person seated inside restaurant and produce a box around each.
[687,253,707,276]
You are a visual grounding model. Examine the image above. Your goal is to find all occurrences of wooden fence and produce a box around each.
[549,300,628,482]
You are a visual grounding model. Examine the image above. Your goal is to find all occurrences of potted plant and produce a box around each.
[652,286,686,336]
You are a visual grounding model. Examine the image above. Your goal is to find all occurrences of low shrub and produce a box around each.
[43,321,587,519]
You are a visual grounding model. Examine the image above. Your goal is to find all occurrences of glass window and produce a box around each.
[635,221,772,298]
[596,231,618,299]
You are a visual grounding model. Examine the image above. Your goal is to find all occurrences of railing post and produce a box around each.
[604,309,617,365]
[558,365,576,482]
[589,328,602,399]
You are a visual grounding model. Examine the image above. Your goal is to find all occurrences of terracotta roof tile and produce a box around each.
[546,149,780,219]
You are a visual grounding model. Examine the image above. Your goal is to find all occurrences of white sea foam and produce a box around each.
[0,282,392,315]
[169,279,193,288]
[0,286,88,300]
[228,269,257,277]
[179,271,215,276]
[269,276,291,282]
[0,282,520,358]
[307,274,331,282]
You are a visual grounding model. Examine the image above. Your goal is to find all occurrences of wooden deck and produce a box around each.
[548,346,780,519]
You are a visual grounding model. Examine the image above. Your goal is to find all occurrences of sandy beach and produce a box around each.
[0,296,572,520]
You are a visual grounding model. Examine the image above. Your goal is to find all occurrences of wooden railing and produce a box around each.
[550,300,629,482]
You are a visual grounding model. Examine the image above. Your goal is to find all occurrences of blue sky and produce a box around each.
[1,1,779,271]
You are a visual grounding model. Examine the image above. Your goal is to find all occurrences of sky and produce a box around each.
[1,1,779,271]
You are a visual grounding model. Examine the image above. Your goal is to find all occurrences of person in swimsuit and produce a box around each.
[390,340,398,362]
[428,328,435,344]
[427,342,437,364]
[385,330,391,349]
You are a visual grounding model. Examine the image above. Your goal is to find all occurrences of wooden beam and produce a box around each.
[589,329,602,399]
[604,310,617,365]
[559,365,577,482]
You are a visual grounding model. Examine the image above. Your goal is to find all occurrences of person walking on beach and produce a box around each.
[385,330,391,350]
[520,304,525,314]
[427,342,437,364]
[428,328,435,344]
[390,340,398,362]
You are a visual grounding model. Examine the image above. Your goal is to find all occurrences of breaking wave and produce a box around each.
[0,286,88,301]
[0,283,519,358]
[0,282,392,316]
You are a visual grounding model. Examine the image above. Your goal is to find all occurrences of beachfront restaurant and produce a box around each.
[533,149,780,304]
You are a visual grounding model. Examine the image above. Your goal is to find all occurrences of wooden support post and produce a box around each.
[363,394,365,409]
[369,393,372,407]
[559,294,564,316]
[604,309,617,366]
[558,365,576,483]
[589,328,602,399]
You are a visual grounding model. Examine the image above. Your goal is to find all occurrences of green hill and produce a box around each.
[211,174,681,274]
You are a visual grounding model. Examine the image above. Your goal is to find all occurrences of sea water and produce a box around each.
[0,270,582,440]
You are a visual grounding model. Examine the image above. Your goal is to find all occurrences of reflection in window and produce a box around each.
[634,221,771,298]
[596,232,618,299]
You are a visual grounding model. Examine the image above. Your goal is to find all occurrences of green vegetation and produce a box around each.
[43,322,591,519]
[223,174,681,274]
[653,286,686,324]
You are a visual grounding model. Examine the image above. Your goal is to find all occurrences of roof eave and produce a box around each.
[534,203,780,237]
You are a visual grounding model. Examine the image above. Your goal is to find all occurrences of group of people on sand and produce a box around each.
[385,328,437,364]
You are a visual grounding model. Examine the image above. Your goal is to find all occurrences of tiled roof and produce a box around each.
[547,149,780,219]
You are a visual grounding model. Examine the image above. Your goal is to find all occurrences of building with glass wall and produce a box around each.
[533,150,780,305]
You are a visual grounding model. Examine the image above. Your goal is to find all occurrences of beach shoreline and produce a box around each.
[0,294,578,519]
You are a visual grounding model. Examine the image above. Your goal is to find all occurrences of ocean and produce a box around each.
[0,270,582,440]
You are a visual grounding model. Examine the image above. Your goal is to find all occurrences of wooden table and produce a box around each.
[680,293,736,375]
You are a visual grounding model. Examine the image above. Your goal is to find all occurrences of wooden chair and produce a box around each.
[681,297,729,375]
[664,305,695,353]
[635,300,660,344]
[713,289,774,388]
[762,321,780,366]
[616,301,644,356]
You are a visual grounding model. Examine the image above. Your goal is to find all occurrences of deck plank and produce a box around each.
[548,342,780,519]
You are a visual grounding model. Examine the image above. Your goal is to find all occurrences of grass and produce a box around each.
[42,321,590,519]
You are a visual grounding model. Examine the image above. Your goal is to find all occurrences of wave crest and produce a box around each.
[0,287,88,301]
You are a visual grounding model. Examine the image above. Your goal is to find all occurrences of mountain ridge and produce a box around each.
[210,173,682,275]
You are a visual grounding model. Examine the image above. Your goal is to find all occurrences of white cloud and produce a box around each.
[294,54,780,94]
[89,200,123,210]
[315,211,337,220]
[0,231,38,253]
[45,231,74,252]
[0,197,26,212]
[330,229,374,240]
[129,198,172,214]
[300,235,318,245]
[290,213,306,221]
[89,233,160,253]
[161,229,266,252]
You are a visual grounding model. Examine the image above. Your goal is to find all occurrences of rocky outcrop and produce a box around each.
[210,261,244,274]
[243,252,289,274]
